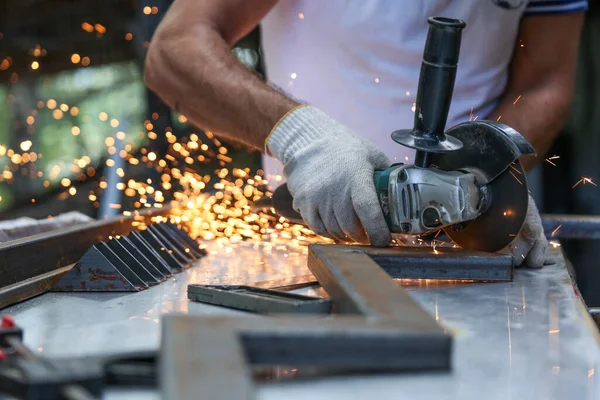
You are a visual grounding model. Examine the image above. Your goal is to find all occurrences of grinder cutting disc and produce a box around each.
[444,160,529,253]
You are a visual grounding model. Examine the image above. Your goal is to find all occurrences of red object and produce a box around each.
[0,349,6,361]
[1,315,15,328]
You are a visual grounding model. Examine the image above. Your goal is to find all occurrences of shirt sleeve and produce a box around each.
[525,0,588,15]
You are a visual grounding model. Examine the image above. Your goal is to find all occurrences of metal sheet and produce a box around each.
[3,243,598,400]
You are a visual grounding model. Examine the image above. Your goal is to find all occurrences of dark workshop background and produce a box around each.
[0,2,599,303]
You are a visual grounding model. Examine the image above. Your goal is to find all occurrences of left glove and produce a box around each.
[506,195,548,268]
[266,105,392,246]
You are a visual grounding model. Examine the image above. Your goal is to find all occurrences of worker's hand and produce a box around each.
[267,105,392,246]
[507,195,548,268]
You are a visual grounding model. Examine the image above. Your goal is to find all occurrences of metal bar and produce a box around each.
[358,245,513,281]
[160,315,451,400]
[0,207,169,309]
[542,214,600,239]
[188,284,331,314]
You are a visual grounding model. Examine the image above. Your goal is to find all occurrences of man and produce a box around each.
[144,0,585,267]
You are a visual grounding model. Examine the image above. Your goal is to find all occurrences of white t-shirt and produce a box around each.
[260,0,587,184]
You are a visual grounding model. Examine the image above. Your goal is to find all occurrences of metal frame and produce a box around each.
[0,207,170,309]
[162,242,478,399]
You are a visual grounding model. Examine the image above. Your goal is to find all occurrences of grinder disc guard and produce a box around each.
[443,160,528,252]
[431,121,535,253]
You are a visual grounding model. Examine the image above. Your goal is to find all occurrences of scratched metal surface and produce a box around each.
[3,242,600,400]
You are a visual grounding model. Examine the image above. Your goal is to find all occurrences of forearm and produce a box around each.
[145,21,297,149]
[489,83,573,171]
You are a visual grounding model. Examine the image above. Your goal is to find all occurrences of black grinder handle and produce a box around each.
[413,17,466,166]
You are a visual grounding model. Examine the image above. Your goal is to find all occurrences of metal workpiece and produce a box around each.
[542,214,600,239]
[53,223,204,292]
[169,243,457,398]
[309,244,513,282]
[53,243,148,292]
[0,207,170,309]
[188,284,331,314]
[160,314,451,400]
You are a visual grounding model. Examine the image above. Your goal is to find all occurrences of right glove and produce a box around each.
[266,105,392,247]
[505,195,549,268]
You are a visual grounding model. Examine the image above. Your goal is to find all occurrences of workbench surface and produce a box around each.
[4,242,600,400]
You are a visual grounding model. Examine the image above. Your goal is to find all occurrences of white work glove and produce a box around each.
[267,105,392,246]
[506,195,548,268]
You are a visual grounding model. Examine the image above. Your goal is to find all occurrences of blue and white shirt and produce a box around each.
[260,0,588,182]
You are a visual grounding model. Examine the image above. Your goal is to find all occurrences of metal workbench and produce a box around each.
[3,241,600,400]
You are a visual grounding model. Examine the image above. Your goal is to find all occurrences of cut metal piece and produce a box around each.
[138,229,186,271]
[163,222,206,258]
[127,232,173,277]
[53,244,147,291]
[107,238,161,285]
[188,284,331,314]
[154,224,197,260]
[0,208,170,308]
[118,235,168,280]
[146,225,192,266]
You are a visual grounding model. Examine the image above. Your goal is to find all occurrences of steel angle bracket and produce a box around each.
[188,284,331,314]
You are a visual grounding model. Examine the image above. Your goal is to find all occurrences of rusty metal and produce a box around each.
[53,223,203,292]
[0,208,170,308]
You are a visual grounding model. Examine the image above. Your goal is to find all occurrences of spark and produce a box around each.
[20,140,32,151]
[31,61,39,70]
[290,73,297,80]
[71,54,81,64]
[549,240,561,248]
[509,163,523,175]
[544,155,560,166]
[551,225,562,237]
[298,13,305,19]
[496,116,502,122]
[512,95,522,105]
[573,177,597,189]
[375,77,379,83]
[509,171,523,185]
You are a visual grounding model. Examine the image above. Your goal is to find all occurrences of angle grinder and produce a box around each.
[263,17,535,253]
